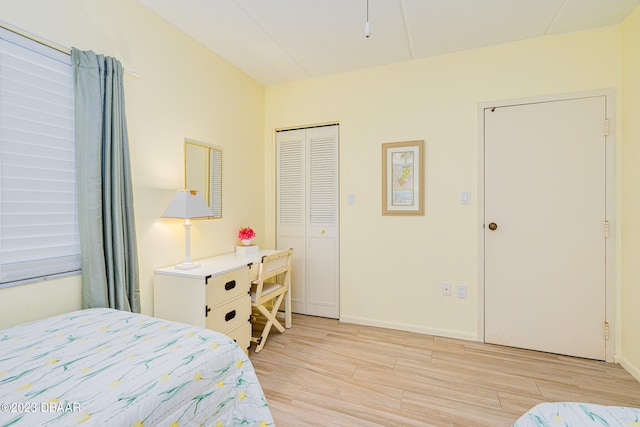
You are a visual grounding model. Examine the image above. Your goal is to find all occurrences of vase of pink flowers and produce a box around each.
[237,226,256,246]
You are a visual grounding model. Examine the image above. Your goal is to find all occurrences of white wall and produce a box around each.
[0,0,265,328]
[265,27,621,340]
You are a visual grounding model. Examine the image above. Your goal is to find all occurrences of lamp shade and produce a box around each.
[161,190,213,219]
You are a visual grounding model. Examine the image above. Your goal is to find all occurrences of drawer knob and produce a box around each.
[225,310,236,322]
[225,280,236,291]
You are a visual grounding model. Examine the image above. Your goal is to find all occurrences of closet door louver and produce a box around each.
[308,134,336,226]
[277,135,304,226]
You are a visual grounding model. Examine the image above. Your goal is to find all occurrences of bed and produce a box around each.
[0,308,274,426]
[513,402,640,426]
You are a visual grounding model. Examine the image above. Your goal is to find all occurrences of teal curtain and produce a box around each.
[72,48,140,313]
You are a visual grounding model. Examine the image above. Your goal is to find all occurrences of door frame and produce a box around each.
[477,89,615,362]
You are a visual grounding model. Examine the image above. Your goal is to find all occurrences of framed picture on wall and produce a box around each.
[382,140,424,216]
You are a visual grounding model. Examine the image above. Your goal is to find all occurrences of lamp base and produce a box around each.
[174,262,201,270]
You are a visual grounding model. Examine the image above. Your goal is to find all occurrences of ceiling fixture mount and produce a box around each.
[364,0,371,38]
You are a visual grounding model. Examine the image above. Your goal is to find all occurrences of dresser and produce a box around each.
[153,249,288,352]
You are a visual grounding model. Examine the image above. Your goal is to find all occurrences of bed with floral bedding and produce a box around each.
[0,308,273,427]
[513,402,640,426]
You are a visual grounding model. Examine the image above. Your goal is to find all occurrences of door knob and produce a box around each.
[488,222,498,231]
[320,228,325,235]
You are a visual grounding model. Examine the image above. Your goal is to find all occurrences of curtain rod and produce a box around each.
[0,20,141,78]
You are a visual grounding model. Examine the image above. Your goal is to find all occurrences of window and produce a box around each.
[0,26,80,287]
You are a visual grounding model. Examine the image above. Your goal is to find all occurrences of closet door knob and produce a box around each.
[488,222,498,231]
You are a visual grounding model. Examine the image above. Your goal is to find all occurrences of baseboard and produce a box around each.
[339,315,478,342]
[616,355,640,383]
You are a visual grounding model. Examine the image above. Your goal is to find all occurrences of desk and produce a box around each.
[154,249,291,351]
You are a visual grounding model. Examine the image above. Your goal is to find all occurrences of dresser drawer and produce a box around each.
[206,268,249,305]
[206,294,250,333]
[225,321,251,352]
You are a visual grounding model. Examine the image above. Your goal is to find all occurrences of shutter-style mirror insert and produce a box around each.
[184,140,222,218]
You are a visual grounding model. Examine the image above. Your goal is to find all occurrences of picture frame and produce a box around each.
[382,140,424,216]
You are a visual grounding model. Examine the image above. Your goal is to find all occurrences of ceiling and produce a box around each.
[137,0,640,86]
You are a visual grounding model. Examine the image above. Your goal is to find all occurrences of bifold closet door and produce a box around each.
[276,129,307,316]
[277,125,339,319]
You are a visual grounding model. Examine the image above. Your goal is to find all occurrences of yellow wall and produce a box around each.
[0,276,81,328]
[265,27,621,340]
[620,5,640,380]
[0,0,265,328]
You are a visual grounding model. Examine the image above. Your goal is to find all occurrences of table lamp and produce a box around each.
[161,189,213,269]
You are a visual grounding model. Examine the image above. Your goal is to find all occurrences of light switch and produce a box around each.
[347,193,355,205]
[460,191,470,205]
[457,284,467,299]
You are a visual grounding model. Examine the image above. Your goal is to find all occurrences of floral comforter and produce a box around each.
[513,402,640,426]
[0,308,273,426]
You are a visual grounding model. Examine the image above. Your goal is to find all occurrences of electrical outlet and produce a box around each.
[457,284,467,299]
[442,282,451,296]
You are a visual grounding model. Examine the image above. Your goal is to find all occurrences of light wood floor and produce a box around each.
[249,314,640,427]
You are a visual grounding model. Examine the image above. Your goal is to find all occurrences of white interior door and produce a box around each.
[484,96,607,360]
[276,125,339,319]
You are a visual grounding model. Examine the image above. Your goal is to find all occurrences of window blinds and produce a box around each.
[0,27,80,286]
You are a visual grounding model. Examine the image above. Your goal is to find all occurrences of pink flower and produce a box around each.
[237,227,256,240]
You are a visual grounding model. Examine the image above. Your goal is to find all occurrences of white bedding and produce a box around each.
[513,402,640,426]
[0,308,274,426]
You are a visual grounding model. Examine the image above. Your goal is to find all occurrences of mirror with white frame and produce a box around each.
[184,140,222,218]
